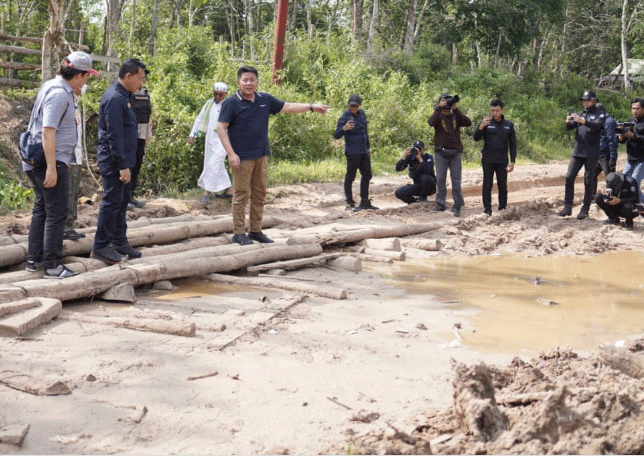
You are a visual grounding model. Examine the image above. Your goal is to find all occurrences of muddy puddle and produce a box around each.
[371,251,644,355]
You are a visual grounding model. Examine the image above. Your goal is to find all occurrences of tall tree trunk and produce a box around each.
[148,0,159,55]
[226,0,238,56]
[403,0,417,53]
[326,0,339,44]
[42,0,65,81]
[245,0,255,58]
[289,0,297,30]
[128,0,136,52]
[105,0,124,72]
[622,0,632,92]
[351,0,363,42]
[494,27,504,68]
[365,0,377,52]
[306,0,312,36]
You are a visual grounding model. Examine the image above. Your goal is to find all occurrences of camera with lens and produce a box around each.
[616,121,635,134]
[443,94,460,108]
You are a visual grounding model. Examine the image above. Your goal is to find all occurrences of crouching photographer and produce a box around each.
[394,140,436,204]
[594,171,640,230]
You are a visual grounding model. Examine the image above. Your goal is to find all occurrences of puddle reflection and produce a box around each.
[371,251,644,354]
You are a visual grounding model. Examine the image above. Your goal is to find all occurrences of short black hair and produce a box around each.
[632,97,644,108]
[58,64,86,81]
[237,66,258,79]
[119,58,147,79]
[490,98,504,108]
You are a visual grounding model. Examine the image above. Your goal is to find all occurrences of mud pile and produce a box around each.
[348,344,644,454]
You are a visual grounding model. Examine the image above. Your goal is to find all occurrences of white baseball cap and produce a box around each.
[64,51,99,76]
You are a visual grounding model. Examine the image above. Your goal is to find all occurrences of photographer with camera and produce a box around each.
[591,103,618,198]
[617,97,644,203]
[557,90,605,220]
[394,140,436,204]
[428,93,472,217]
[473,98,516,216]
[594,172,640,230]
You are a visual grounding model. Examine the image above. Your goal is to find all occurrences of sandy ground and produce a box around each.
[2,157,644,454]
[3,89,644,453]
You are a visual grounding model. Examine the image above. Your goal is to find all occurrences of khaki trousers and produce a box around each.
[232,156,268,234]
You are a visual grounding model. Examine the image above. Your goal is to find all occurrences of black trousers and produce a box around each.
[482,162,508,211]
[592,156,612,197]
[344,154,372,203]
[27,162,69,270]
[595,194,636,222]
[129,138,146,201]
[564,156,598,208]
[395,174,436,203]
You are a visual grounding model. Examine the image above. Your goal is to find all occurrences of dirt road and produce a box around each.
[2,160,644,454]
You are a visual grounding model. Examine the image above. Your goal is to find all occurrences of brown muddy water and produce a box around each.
[371,251,644,355]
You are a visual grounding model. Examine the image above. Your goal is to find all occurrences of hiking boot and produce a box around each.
[624,219,634,230]
[248,231,274,243]
[114,243,142,259]
[91,246,126,265]
[63,229,86,240]
[232,233,254,246]
[603,218,620,225]
[483,209,492,216]
[355,199,379,211]
[451,206,461,217]
[43,264,80,279]
[576,206,589,220]
[345,201,356,211]
[25,260,43,272]
[557,205,572,217]
[433,204,446,212]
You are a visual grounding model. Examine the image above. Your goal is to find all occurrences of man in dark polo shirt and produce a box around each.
[217,66,331,246]
[91,58,148,264]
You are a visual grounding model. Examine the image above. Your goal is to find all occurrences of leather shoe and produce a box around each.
[114,243,142,259]
[557,205,572,217]
[248,231,274,243]
[232,233,254,246]
[576,206,589,220]
[63,230,86,240]
[91,246,126,264]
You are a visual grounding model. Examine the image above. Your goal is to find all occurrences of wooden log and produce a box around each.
[0,297,40,317]
[246,253,343,273]
[0,77,38,88]
[400,238,443,251]
[0,44,41,55]
[59,312,197,337]
[0,374,71,396]
[208,272,347,300]
[328,256,362,271]
[0,298,62,337]
[0,61,40,71]
[358,238,401,251]
[0,32,43,44]
[347,252,393,264]
[0,244,323,304]
[598,344,644,379]
[344,246,405,261]
[0,423,30,446]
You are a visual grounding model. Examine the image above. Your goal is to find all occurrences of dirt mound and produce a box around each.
[344,345,644,455]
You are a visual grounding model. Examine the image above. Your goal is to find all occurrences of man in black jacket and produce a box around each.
[594,172,640,229]
[394,140,436,204]
[473,98,517,216]
[618,97,644,203]
[558,89,605,220]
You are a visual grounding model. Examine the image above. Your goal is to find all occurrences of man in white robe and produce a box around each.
[188,82,231,203]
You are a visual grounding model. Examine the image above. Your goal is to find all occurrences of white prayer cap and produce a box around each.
[213,82,228,92]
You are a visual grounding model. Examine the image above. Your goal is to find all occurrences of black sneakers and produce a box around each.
[248,232,274,243]
[114,243,142,259]
[557,205,572,217]
[576,206,589,220]
[63,230,86,240]
[451,206,461,217]
[355,199,379,211]
[345,201,356,211]
[232,233,254,246]
[433,204,446,212]
[43,264,80,279]
[130,199,146,208]
[91,246,126,264]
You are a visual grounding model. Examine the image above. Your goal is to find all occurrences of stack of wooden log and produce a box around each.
[0,214,450,337]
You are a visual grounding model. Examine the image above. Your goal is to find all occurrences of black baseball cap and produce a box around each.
[348,94,362,106]
[413,140,425,150]
[580,90,597,101]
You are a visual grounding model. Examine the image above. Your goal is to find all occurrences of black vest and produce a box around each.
[131,87,151,124]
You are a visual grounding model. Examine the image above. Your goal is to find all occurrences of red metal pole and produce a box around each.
[270,0,289,85]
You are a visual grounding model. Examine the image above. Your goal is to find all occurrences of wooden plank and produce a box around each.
[0,32,42,44]
[0,44,40,55]
[91,54,121,64]
[0,298,62,337]
[246,252,343,273]
[0,77,38,88]
[0,61,40,71]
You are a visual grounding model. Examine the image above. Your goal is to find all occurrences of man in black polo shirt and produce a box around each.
[217,66,331,246]
[473,98,517,216]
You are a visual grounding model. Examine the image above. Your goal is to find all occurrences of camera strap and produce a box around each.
[441,115,455,132]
